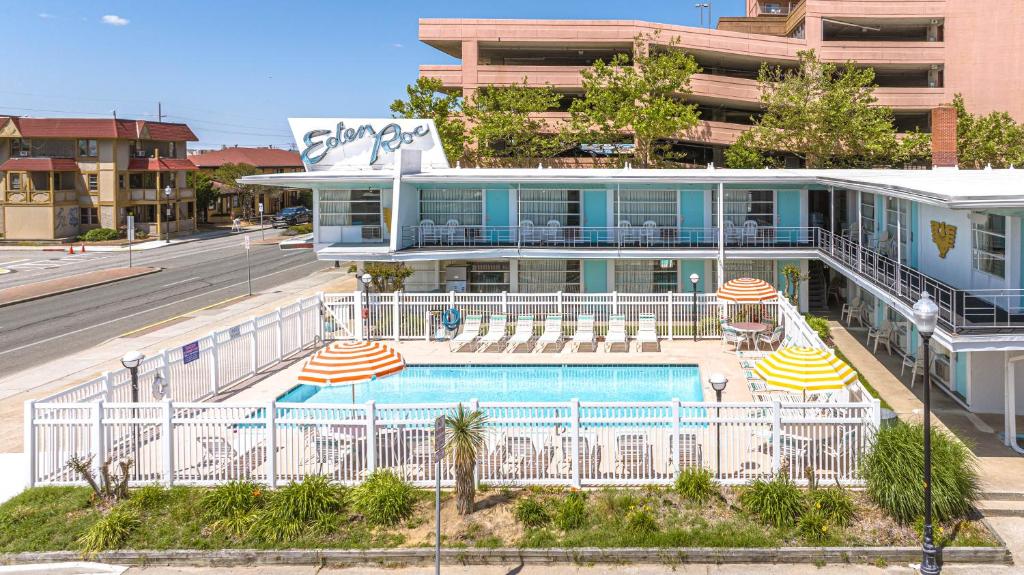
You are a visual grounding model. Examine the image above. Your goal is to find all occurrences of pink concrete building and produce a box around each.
[419,0,1024,162]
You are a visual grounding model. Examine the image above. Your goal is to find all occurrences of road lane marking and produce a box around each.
[0,257,325,357]
[118,295,246,337]
[161,276,201,288]
[0,259,29,266]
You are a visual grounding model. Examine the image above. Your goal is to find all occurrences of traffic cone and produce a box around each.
[67,244,75,255]
[80,243,86,253]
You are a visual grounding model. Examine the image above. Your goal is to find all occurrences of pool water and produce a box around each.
[278,364,703,404]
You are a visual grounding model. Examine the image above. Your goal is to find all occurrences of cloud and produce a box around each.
[101,14,130,26]
[392,43,404,48]
[38,12,56,19]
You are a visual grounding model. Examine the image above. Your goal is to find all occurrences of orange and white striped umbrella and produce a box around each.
[716,277,778,303]
[298,341,405,385]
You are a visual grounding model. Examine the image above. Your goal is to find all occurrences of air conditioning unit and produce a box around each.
[18,151,29,157]
[932,355,951,386]
[136,150,148,158]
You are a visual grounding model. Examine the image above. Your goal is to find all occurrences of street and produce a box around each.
[0,231,326,374]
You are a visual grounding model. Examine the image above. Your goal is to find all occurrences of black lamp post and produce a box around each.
[360,272,373,341]
[709,373,727,478]
[163,185,173,243]
[913,291,940,575]
[690,273,700,341]
[121,350,145,465]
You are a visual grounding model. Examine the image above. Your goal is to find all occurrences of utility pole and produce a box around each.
[158,102,163,123]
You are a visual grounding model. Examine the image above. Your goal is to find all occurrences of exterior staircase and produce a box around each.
[807,260,829,313]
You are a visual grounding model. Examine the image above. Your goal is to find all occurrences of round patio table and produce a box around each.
[731,322,770,349]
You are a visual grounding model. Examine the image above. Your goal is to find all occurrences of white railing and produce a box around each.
[39,296,324,404]
[26,398,877,488]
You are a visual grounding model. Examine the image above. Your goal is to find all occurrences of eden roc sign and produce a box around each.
[289,118,449,171]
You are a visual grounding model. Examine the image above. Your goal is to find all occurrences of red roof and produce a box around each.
[189,147,302,169]
[127,158,198,171]
[0,157,80,172]
[3,117,197,141]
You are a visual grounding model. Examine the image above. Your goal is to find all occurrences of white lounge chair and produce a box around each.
[635,313,659,352]
[536,314,563,352]
[450,314,483,352]
[605,314,627,352]
[572,314,596,351]
[478,314,508,352]
[506,314,535,352]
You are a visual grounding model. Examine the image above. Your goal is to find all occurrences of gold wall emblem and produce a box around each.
[930,221,957,258]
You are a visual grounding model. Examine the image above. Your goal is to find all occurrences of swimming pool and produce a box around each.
[278,364,703,404]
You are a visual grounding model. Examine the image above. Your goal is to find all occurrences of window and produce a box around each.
[87,174,98,191]
[468,261,510,293]
[420,189,483,226]
[319,189,382,227]
[615,259,678,293]
[710,259,776,287]
[614,189,677,227]
[885,197,908,261]
[519,259,581,293]
[11,139,30,157]
[118,174,126,190]
[972,213,1006,278]
[860,192,876,244]
[128,205,156,223]
[78,139,98,157]
[711,189,774,227]
[9,173,21,190]
[80,208,99,225]
[519,189,580,226]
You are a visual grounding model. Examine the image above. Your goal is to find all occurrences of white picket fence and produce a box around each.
[26,398,878,488]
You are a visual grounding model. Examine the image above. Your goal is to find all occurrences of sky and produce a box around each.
[1,0,744,149]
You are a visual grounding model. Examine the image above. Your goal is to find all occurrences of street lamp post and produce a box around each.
[360,272,373,341]
[913,292,941,575]
[120,350,145,465]
[695,2,710,27]
[690,273,700,341]
[709,373,728,478]
[163,185,173,244]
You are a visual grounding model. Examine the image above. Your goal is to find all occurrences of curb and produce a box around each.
[0,267,162,308]
[0,546,1012,567]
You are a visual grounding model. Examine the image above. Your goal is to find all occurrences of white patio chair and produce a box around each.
[450,314,483,352]
[720,322,745,353]
[635,313,659,352]
[605,314,628,352]
[724,220,742,244]
[618,220,638,245]
[867,320,894,355]
[640,220,659,246]
[419,219,438,245]
[506,314,535,352]
[756,325,784,350]
[520,220,538,244]
[902,351,926,387]
[543,220,563,244]
[841,296,863,325]
[536,314,563,352]
[477,314,509,352]
[445,219,465,244]
[572,314,596,351]
[742,220,759,245]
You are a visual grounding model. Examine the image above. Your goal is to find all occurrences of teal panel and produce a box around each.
[908,325,918,356]
[485,188,510,242]
[680,190,704,229]
[776,190,801,243]
[680,260,706,292]
[875,195,885,234]
[582,190,607,228]
[955,352,968,399]
[583,260,608,293]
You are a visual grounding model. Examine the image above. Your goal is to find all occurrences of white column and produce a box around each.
[162,399,174,487]
[509,259,519,293]
[570,398,581,488]
[365,400,377,474]
[716,182,725,289]
[828,186,835,233]
[266,401,277,488]
[24,400,36,488]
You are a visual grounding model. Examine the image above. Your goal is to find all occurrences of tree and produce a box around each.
[444,403,488,515]
[390,77,468,165]
[724,50,930,168]
[570,33,701,167]
[462,80,568,167]
[187,170,217,223]
[362,262,414,292]
[212,163,260,220]
[953,94,1024,169]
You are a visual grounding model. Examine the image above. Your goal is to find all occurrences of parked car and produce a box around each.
[270,206,311,228]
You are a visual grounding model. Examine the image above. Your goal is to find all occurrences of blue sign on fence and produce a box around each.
[229,326,241,339]
[182,341,200,365]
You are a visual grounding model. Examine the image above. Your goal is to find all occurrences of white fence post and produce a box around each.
[24,400,35,488]
[162,399,174,487]
[471,398,480,488]
[266,401,277,488]
[315,292,324,344]
[612,291,618,314]
[365,401,377,474]
[667,292,674,340]
[102,371,113,401]
[672,398,681,477]
[570,398,581,488]
[209,332,220,397]
[297,301,306,351]
[393,292,401,341]
[275,308,284,360]
[557,291,563,315]
[249,319,258,376]
[771,400,782,475]
[92,400,104,481]
[501,291,508,315]
[161,349,172,397]
[354,290,364,341]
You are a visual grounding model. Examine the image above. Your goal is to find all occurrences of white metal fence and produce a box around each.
[26,398,878,488]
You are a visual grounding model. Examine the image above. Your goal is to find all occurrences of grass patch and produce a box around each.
[833,347,892,410]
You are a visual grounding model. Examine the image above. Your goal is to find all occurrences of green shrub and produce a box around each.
[797,507,832,543]
[202,481,265,522]
[862,421,979,524]
[250,475,345,542]
[288,223,313,234]
[804,314,831,343]
[348,470,414,527]
[77,505,139,556]
[625,503,658,536]
[740,475,805,529]
[80,228,119,242]
[674,468,719,504]
[808,486,855,527]
[128,484,167,511]
[555,490,587,530]
[513,497,550,528]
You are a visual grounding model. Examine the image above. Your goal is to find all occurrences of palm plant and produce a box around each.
[445,403,488,515]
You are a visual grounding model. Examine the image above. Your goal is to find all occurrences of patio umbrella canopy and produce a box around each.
[754,346,858,396]
[716,277,778,303]
[298,341,405,385]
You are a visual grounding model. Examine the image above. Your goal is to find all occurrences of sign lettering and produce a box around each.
[301,121,431,166]
[182,341,200,365]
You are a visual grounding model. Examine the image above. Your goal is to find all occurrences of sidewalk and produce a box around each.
[0,225,275,253]
[0,267,160,307]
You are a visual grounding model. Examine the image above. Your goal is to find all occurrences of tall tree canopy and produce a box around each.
[186,170,217,223]
[390,77,468,165]
[462,80,567,167]
[570,34,701,167]
[724,50,930,168]
[212,163,260,218]
[954,94,1024,169]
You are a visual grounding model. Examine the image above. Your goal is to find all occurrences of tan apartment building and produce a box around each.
[0,117,199,241]
[419,0,1024,164]
[188,146,306,218]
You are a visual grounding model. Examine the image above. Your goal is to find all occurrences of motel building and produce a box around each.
[243,118,1024,452]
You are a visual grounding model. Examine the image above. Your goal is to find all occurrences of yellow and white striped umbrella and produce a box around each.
[716,277,778,303]
[754,346,857,394]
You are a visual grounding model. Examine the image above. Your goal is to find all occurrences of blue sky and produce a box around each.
[2,0,743,148]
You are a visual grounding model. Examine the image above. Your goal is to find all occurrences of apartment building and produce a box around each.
[418,0,1024,164]
[0,117,199,240]
[189,146,306,217]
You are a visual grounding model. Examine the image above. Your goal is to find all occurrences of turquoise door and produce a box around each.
[583,260,608,292]
[485,189,510,243]
[583,190,608,244]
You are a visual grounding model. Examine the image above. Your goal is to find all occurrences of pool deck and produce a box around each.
[227,339,755,405]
